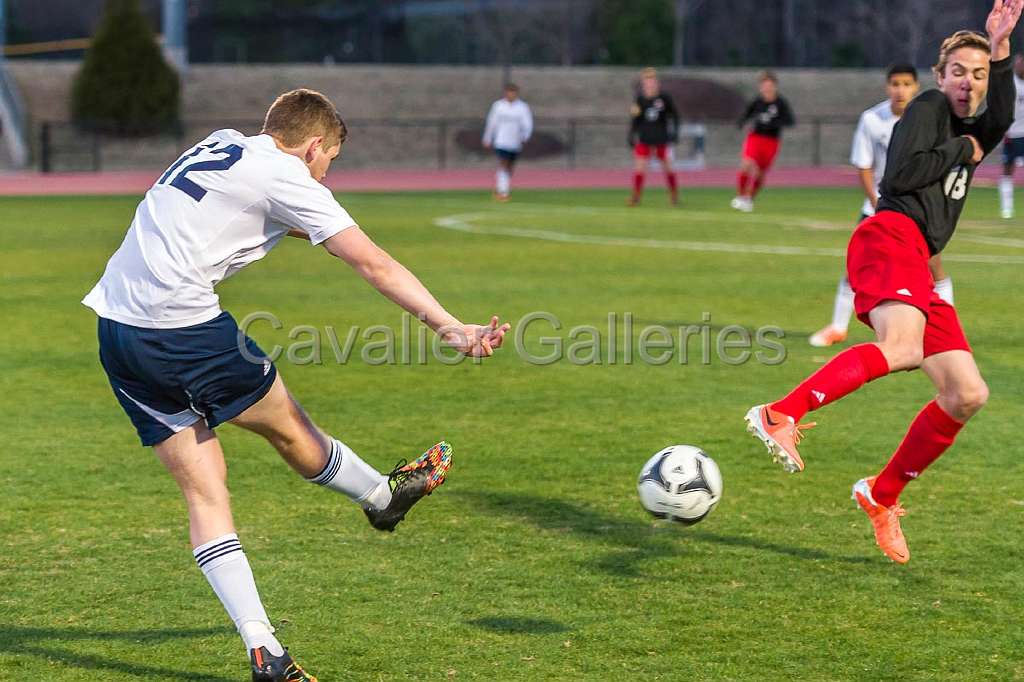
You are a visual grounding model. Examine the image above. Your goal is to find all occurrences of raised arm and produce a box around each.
[966,0,1024,152]
[879,93,974,195]
[321,227,509,357]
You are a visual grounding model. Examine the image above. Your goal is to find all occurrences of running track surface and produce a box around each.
[0,165,1006,196]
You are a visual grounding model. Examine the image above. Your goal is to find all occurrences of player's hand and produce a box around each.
[441,316,511,357]
[964,134,984,163]
[987,0,1024,51]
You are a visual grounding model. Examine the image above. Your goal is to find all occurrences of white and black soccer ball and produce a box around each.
[637,445,723,525]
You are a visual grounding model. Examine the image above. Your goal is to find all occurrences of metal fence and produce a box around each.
[37,116,859,173]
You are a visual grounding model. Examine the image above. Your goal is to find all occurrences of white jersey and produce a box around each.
[482,98,533,152]
[849,100,900,217]
[83,130,356,329]
[1006,74,1024,139]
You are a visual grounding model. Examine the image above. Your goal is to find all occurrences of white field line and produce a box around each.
[433,212,1024,264]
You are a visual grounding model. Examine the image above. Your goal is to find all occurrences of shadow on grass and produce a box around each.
[459,491,872,576]
[0,625,235,681]
[466,616,569,635]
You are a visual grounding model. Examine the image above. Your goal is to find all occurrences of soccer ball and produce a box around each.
[637,445,723,524]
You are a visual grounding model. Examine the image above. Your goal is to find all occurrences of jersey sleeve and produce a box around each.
[520,103,534,143]
[737,100,755,128]
[267,166,356,246]
[880,92,974,195]
[965,56,1014,155]
[779,98,795,126]
[663,94,680,141]
[849,112,874,169]
[482,102,498,145]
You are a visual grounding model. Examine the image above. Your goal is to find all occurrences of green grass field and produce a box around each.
[2,187,1023,681]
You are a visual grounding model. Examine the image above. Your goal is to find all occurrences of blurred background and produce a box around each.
[0,0,1019,174]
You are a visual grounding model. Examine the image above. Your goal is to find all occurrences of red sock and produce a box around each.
[872,401,963,507]
[667,172,678,193]
[751,175,765,198]
[771,344,889,422]
[737,171,750,195]
[633,172,645,197]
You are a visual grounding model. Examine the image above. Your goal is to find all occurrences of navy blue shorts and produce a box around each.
[1003,137,1024,164]
[495,148,520,163]
[98,312,277,446]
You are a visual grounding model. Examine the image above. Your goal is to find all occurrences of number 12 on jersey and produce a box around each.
[158,143,244,202]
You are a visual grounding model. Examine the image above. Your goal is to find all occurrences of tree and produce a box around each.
[598,0,673,65]
[71,0,180,135]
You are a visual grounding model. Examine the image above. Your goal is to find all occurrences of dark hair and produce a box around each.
[758,70,778,84]
[504,82,519,92]
[886,63,918,81]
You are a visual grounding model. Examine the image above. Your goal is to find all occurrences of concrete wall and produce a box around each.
[11,61,903,171]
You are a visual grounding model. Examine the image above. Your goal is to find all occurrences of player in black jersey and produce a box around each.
[744,0,1022,564]
[731,71,795,212]
[628,67,680,206]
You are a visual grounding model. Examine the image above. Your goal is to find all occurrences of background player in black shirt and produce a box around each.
[628,67,679,206]
[745,0,1022,565]
[731,71,795,212]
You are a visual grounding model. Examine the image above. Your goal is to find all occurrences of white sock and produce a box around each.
[194,533,284,656]
[999,175,1014,216]
[933,277,954,305]
[307,438,391,510]
[496,169,510,195]
[830,276,855,332]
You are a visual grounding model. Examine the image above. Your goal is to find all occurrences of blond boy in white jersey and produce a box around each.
[83,89,510,681]
[810,65,955,347]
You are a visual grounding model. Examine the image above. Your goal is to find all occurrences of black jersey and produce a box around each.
[738,96,795,138]
[629,93,679,146]
[878,57,1013,254]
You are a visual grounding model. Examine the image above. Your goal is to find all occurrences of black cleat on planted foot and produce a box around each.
[250,646,317,682]
[364,441,453,532]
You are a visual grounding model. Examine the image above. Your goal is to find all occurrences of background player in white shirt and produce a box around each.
[83,89,510,681]
[998,53,1024,217]
[810,65,957,347]
[482,83,533,201]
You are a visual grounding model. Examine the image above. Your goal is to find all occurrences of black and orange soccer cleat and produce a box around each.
[250,646,317,682]
[364,441,453,532]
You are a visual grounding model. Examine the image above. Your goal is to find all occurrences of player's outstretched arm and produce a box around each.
[322,227,510,357]
[987,0,1024,61]
[969,0,1024,153]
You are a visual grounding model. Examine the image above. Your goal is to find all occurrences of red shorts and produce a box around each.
[741,133,780,171]
[634,143,669,161]
[846,210,971,357]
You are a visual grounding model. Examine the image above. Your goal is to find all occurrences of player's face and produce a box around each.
[759,79,777,101]
[937,47,990,118]
[641,77,659,98]
[305,140,341,182]
[504,88,518,102]
[886,74,919,115]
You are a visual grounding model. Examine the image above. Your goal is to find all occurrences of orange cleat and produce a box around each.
[809,325,848,348]
[744,404,815,473]
[852,476,910,564]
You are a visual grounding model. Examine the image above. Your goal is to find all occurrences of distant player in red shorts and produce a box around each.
[731,71,794,212]
[628,67,679,206]
[745,0,1022,564]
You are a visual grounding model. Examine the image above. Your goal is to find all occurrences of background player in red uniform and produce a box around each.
[628,67,680,206]
[745,0,1022,564]
[732,71,795,212]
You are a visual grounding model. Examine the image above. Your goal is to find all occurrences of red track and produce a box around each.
[0,165,1004,196]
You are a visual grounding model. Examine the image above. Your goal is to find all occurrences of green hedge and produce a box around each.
[71,0,180,135]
